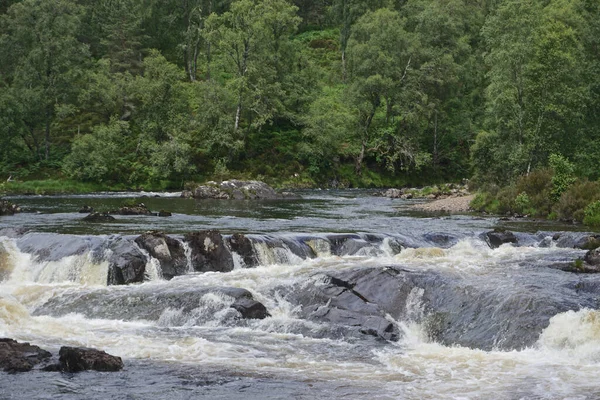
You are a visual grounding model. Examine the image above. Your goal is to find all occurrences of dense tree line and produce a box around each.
[0,0,598,188]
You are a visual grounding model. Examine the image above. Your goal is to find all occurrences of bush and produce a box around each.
[549,154,576,202]
[554,180,600,222]
[583,201,600,227]
[515,168,553,216]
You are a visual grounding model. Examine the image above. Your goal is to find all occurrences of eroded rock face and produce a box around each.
[184,230,234,273]
[135,233,187,280]
[58,347,123,372]
[0,338,52,373]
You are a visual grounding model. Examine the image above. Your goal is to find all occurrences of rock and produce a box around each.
[190,180,293,200]
[58,347,123,372]
[231,297,270,319]
[584,248,600,267]
[78,205,94,213]
[555,233,600,250]
[107,238,146,285]
[484,230,518,249]
[0,200,20,216]
[134,233,187,280]
[228,233,259,268]
[382,188,403,198]
[184,230,234,273]
[82,212,115,222]
[110,203,153,216]
[0,338,52,373]
[157,210,172,217]
[181,190,193,199]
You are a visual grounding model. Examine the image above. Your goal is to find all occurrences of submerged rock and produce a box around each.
[231,297,270,319]
[78,205,94,213]
[110,203,153,216]
[184,230,234,273]
[0,338,52,373]
[135,232,187,279]
[58,347,123,372]
[82,212,115,222]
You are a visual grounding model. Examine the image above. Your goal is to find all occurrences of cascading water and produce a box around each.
[1,190,600,399]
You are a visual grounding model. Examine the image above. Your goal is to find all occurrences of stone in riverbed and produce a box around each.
[0,338,52,373]
[0,200,20,216]
[79,205,94,213]
[189,180,296,200]
[134,232,187,279]
[107,237,146,285]
[184,230,234,273]
[58,346,123,372]
[82,212,115,222]
[231,297,270,319]
[110,203,153,216]
[484,230,518,248]
[228,233,259,268]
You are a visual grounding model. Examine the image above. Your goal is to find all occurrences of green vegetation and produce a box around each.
[0,0,599,215]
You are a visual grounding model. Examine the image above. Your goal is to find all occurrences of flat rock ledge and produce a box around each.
[182,180,298,200]
[413,194,475,213]
[0,338,123,373]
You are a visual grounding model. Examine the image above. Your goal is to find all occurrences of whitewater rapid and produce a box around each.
[2,229,600,399]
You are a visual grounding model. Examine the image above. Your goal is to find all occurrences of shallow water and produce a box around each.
[1,190,599,399]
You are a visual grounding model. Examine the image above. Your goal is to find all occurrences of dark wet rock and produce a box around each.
[82,212,116,222]
[422,232,461,248]
[0,338,52,373]
[107,237,146,285]
[231,297,270,319]
[228,233,259,268]
[484,230,518,248]
[191,180,295,200]
[184,230,234,273]
[35,285,268,323]
[59,347,123,372]
[326,234,368,256]
[0,200,20,216]
[134,233,187,280]
[555,233,600,250]
[79,205,94,213]
[110,203,153,216]
[157,210,172,217]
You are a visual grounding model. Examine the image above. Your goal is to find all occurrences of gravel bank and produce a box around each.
[413,194,475,213]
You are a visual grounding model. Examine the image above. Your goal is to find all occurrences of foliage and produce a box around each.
[548,153,576,202]
[554,180,600,222]
[583,201,600,227]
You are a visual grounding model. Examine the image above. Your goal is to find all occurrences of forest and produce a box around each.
[0,0,599,206]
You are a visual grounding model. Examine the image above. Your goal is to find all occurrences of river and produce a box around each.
[1,190,599,399]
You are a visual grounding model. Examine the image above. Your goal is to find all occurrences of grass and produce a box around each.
[0,180,125,195]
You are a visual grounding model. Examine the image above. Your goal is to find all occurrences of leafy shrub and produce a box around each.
[514,192,532,215]
[515,168,553,216]
[583,201,600,227]
[554,180,600,222]
[549,154,576,202]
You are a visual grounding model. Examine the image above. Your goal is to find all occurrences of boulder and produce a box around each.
[555,233,600,250]
[107,238,146,285]
[58,347,123,372]
[184,230,234,273]
[0,200,20,216]
[190,180,293,200]
[0,338,52,372]
[382,188,403,199]
[584,248,600,268]
[110,203,153,216]
[78,205,94,213]
[157,210,172,217]
[228,233,259,268]
[82,212,115,222]
[231,297,270,319]
[134,233,187,279]
[484,230,518,249]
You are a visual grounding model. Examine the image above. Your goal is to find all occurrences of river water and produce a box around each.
[1,190,599,399]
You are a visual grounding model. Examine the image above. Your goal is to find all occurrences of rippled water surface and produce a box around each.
[1,190,599,399]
